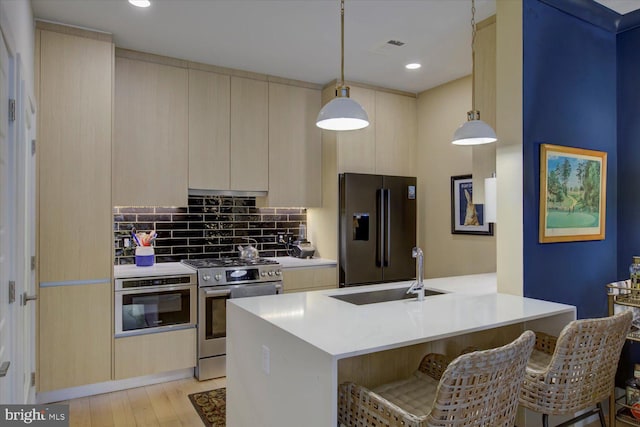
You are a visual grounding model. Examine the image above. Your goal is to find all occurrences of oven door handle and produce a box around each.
[204,289,231,297]
[116,284,195,295]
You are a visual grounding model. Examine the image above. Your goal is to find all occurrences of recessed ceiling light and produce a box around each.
[129,0,151,8]
[405,63,422,70]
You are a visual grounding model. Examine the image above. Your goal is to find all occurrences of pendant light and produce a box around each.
[316,0,369,131]
[452,0,497,145]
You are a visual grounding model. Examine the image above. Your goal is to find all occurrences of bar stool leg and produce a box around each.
[543,414,549,427]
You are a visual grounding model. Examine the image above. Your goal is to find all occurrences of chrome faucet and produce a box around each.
[406,247,424,301]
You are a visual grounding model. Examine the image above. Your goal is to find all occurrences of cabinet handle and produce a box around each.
[204,289,231,297]
[0,361,10,377]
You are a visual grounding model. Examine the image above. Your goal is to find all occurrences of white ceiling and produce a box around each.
[29,1,640,93]
[31,0,498,94]
[593,0,640,14]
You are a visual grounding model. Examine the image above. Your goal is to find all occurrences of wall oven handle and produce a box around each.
[204,289,231,297]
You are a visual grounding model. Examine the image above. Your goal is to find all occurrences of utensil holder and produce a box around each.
[135,246,155,267]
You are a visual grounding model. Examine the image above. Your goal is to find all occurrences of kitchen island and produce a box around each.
[227,273,575,427]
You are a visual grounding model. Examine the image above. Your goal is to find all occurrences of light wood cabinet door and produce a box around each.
[337,86,376,174]
[38,30,112,283]
[114,328,196,380]
[230,77,268,191]
[375,91,417,176]
[114,57,188,206]
[282,267,337,293]
[267,83,321,207]
[38,283,111,391]
[188,69,231,190]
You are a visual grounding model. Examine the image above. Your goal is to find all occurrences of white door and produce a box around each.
[0,28,16,403]
[16,64,36,403]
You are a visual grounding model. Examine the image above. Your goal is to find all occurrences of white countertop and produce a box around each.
[229,273,575,359]
[113,262,196,279]
[268,256,337,269]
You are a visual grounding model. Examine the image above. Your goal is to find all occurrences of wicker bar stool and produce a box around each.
[338,330,535,427]
[519,310,633,427]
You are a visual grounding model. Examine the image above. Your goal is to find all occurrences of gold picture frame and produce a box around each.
[539,144,607,243]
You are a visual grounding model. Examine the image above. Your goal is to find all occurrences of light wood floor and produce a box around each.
[58,377,225,427]
[60,376,605,427]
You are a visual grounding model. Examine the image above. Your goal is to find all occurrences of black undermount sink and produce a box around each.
[330,287,444,305]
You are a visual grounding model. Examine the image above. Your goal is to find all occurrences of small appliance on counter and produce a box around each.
[284,224,316,259]
[289,240,316,259]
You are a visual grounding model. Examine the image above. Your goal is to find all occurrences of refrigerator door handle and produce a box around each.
[376,188,385,268]
[384,188,391,267]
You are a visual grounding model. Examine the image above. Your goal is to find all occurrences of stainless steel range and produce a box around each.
[181,258,282,380]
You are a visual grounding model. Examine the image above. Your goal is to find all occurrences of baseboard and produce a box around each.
[36,368,194,404]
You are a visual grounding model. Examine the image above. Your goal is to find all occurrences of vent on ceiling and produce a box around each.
[387,40,406,47]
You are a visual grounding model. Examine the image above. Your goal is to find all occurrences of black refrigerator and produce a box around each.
[339,173,417,287]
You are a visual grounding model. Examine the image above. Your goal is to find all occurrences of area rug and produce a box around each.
[188,387,226,427]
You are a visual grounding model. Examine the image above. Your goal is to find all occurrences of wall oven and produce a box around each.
[115,274,197,337]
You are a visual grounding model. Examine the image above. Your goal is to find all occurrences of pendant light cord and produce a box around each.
[341,0,345,86]
[471,0,476,112]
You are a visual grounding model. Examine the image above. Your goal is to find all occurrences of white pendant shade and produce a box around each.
[316,97,369,131]
[451,119,497,145]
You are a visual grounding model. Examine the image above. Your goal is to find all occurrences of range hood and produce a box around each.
[188,188,268,197]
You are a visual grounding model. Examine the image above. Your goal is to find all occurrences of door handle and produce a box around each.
[385,189,391,267]
[379,188,385,268]
[204,289,231,297]
[0,361,9,377]
[21,292,37,306]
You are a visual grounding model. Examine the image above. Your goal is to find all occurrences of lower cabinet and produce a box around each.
[282,267,337,293]
[114,328,196,380]
[38,283,112,392]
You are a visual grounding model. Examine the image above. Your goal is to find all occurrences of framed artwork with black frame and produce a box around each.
[450,174,493,236]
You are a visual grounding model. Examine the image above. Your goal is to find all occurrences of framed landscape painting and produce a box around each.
[539,144,607,243]
[451,175,493,236]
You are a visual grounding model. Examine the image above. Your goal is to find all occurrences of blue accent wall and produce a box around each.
[617,26,640,279]
[523,0,618,318]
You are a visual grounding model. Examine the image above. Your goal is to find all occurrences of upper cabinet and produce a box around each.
[230,77,269,191]
[115,50,321,204]
[334,85,417,177]
[113,55,189,207]
[38,28,113,283]
[188,69,231,191]
[375,91,417,177]
[264,82,322,207]
[336,86,376,174]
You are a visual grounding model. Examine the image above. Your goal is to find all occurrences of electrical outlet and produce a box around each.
[277,233,294,245]
[261,345,270,375]
[123,237,131,248]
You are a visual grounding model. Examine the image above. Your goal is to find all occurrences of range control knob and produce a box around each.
[202,274,211,281]
[261,271,267,277]
[214,274,222,281]
[268,271,274,276]
[275,270,281,276]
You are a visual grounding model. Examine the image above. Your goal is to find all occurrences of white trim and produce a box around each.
[36,368,195,404]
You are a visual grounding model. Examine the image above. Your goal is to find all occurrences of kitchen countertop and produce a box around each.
[268,256,337,269]
[228,272,574,358]
[113,257,336,278]
[113,262,196,279]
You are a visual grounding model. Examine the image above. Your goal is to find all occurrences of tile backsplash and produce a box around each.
[113,195,306,265]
